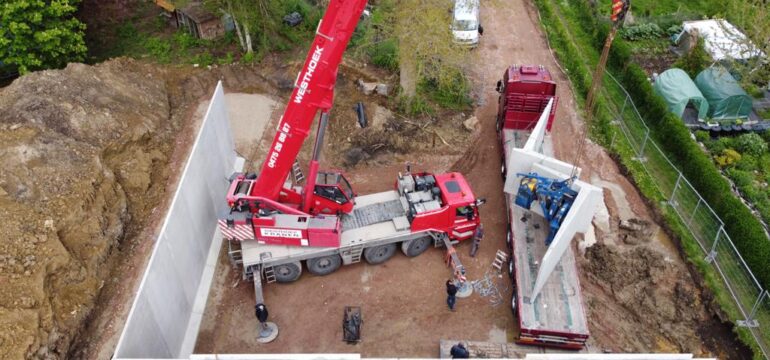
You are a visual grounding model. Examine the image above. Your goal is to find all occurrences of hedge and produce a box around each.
[567,0,770,292]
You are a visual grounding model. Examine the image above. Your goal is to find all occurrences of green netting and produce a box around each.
[653,68,709,120]
[694,67,753,120]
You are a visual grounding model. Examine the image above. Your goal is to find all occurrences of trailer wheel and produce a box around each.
[505,228,513,252]
[507,258,514,279]
[501,162,507,180]
[511,291,518,317]
[364,244,397,265]
[401,237,431,257]
[307,255,342,276]
[274,261,302,283]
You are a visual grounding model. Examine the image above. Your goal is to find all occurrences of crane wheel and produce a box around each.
[401,237,431,257]
[274,261,302,283]
[363,244,397,265]
[307,255,342,276]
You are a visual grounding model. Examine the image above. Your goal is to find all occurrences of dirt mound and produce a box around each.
[582,244,709,354]
[0,58,174,359]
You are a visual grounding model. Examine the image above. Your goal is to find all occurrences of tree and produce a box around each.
[0,0,87,74]
[202,0,320,55]
[724,0,770,92]
[394,0,470,97]
[363,0,470,98]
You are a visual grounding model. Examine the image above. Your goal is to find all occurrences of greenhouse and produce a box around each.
[694,67,753,120]
[653,68,709,120]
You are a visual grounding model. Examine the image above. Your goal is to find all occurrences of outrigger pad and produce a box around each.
[343,306,362,343]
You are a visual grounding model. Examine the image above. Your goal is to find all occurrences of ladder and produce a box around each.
[432,232,458,248]
[292,159,305,184]
[492,250,508,273]
[227,239,243,268]
[260,252,276,284]
[348,244,365,263]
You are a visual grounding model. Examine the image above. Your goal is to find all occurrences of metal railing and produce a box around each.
[604,71,770,359]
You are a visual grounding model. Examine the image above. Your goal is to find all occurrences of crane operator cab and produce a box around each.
[312,171,355,215]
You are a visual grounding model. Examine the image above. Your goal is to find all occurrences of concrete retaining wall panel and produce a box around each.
[114,82,235,359]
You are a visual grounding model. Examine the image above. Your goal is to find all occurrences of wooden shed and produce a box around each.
[175,1,225,40]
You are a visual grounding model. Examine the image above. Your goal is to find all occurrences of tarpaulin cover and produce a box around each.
[653,68,708,120]
[695,67,753,120]
[675,19,765,61]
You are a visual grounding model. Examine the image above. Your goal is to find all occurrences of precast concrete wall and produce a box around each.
[114,82,235,359]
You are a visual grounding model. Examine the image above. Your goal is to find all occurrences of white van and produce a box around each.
[451,0,483,47]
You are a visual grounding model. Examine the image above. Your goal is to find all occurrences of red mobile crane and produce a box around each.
[218,0,485,336]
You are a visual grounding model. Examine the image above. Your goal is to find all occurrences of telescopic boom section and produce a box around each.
[251,0,368,200]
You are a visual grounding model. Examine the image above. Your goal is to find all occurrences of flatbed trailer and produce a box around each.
[502,127,589,349]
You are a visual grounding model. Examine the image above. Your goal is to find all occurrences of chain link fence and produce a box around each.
[605,72,769,359]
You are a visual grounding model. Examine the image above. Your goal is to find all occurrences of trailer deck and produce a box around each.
[502,128,589,345]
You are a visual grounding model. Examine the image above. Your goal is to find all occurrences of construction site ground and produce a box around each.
[0,0,753,359]
[194,1,748,358]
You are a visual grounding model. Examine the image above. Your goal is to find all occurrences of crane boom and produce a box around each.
[251,0,368,201]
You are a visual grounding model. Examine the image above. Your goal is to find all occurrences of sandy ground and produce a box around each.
[224,93,279,158]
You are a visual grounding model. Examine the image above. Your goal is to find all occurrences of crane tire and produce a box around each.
[307,255,342,276]
[274,261,302,283]
[364,244,397,265]
[401,237,431,257]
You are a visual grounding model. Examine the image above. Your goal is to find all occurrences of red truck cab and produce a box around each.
[407,172,483,241]
[496,65,558,132]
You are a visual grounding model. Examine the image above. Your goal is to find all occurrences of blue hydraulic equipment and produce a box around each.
[514,172,577,246]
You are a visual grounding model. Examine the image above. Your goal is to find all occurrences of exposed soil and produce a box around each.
[632,52,679,76]
[0,59,174,359]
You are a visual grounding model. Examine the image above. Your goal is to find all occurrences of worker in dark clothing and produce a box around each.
[450,342,470,358]
[446,279,458,311]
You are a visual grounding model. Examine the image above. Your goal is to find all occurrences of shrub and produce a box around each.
[192,52,214,66]
[715,148,742,168]
[396,94,434,117]
[735,133,767,157]
[369,39,399,71]
[218,52,235,65]
[711,136,734,153]
[666,24,683,37]
[727,168,754,188]
[174,31,200,50]
[673,38,710,78]
[621,23,663,41]
[144,37,171,63]
[735,153,758,172]
[694,130,710,143]
[419,66,473,110]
